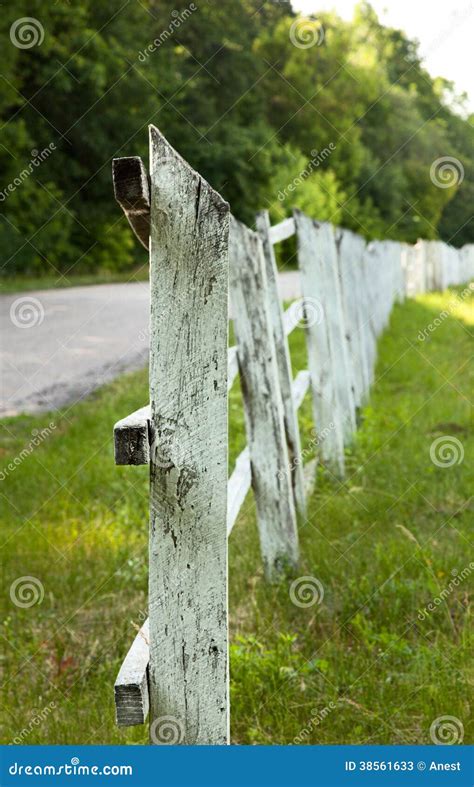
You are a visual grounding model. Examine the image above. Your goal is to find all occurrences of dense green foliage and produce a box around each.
[1,0,473,278]
[1,288,472,743]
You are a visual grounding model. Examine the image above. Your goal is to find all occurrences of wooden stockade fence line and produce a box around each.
[111,126,474,744]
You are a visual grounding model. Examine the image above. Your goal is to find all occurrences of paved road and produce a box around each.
[0,273,301,417]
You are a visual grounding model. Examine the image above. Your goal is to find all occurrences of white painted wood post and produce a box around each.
[336,228,370,408]
[229,216,299,579]
[255,209,307,517]
[293,210,346,476]
[148,125,229,745]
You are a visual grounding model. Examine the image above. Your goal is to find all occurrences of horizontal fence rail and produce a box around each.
[111,125,474,744]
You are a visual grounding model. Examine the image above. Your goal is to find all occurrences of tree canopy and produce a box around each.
[1,0,472,277]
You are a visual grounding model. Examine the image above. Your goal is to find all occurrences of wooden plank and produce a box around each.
[294,211,354,475]
[256,210,306,517]
[269,216,296,245]
[112,157,150,250]
[283,299,305,336]
[114,405,151,465]
[115,347,239,465]
[148,124,229,745]
[336,229,370,407]
[114,620,150,727]
[114,366,315,728]
[227,447,250,536]
[227,346,239,391]
[229,215,299,579]
[292,369,311,409]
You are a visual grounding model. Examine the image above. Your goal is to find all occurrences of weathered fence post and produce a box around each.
[255,209,306,518]
[293,211,352,476]
[229,217,299,579]
[148,125,229,744]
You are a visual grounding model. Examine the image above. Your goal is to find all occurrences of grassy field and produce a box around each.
[0,287,472,745]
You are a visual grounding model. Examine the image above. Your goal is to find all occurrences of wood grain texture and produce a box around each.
[148,124,229,745]
[256,209,306,517]
[294,211,347,475]
[112,157,150,250]
[115,620,150,726]
[269,216,296,245]
[114,405,151,465]
[229,215,299,579]
[336,228,370,406]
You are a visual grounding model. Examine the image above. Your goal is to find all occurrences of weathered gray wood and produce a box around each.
[282,299,304,336]
[114,366,315,729]
[115,620,150,726]
[148,124,229,745]
[115,345,239,466]
[227,447,251,536]
[229,215,299,578]
[112,157,150,250]
[336,229,370,407]
[294,211,348,475]
[292,368,311,409]
[256,210,306,518]
[227,346,239,391]
[269,216,296,245]
[114,405,151,465]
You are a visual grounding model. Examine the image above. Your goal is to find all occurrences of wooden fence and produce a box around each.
[111,125,474,744]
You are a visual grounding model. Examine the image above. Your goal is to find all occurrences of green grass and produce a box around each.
[0,288,472,745]
[0,265,149,295]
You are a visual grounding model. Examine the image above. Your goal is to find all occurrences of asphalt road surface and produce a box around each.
[0,273,301,417]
